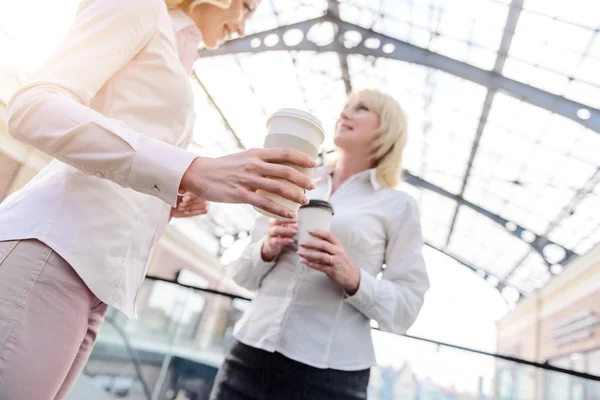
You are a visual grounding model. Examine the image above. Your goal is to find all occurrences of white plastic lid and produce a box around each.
[268,108,325,140]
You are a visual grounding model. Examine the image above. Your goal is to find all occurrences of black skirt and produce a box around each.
[209,340,370,400]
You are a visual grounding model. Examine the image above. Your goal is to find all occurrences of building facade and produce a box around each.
[495,245,600,399]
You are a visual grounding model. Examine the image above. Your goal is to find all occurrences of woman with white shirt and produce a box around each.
[0,0,319,398]
[210,89,430,399]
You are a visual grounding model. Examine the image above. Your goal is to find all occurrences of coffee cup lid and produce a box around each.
[268,108,325,140]
[300,199,334,215]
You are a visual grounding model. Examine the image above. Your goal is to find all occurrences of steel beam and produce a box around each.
[327,1,352,95]
[198,15,600,134]
[404,171,577,266]
[445,0,525,247]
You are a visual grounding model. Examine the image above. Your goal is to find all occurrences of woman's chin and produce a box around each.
[333,135,352,150]
[202,38,220,50]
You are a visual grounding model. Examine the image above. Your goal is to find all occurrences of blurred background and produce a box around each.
[1,0,600,399]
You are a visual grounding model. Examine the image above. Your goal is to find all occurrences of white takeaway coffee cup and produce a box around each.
[254,108,325,219]
[296,200,335,246]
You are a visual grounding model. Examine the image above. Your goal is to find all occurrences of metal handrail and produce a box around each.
[145,275,600,382]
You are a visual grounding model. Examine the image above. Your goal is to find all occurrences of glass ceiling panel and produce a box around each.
[189,78,244,156]
[194,56,270,149]
[293,52,349,149]
[505,252,552,295]
[416,188,458,249]
[343,0,508,70]
[523,0,599,32]
[198,51,350,150]
[574,205,600,254]
[244,0,328,36]
[548,191,600,255]
[505,0,600,108]
[447,207,531,279]
[463,93,598,236]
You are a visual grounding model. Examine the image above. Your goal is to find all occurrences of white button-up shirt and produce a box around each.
[0,0,201,317]
[231,167,430,370]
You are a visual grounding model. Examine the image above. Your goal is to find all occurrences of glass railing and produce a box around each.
[78,276,600,400]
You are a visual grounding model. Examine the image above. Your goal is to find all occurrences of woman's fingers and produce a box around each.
[268,224,298,239]
[297,250,331,265]
[270,218,297,226]
[299,239,336,255]
[271,237,294,247]
[248,175,309,206]
[259,162,315,192]
[178,193,206,209]
[183,206,210,216]
[258,148,318,171]
[243,191,296,219]
[181,150,316,220]
[308,229,339,245]
[179,192,195,205]
[181,200,209,210]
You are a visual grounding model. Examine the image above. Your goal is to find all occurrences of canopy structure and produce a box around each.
[175,0,600,303]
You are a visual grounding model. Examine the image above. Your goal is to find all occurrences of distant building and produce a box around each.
[495,245,600,399]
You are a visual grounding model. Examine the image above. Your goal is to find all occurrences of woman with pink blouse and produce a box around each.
[0,0,317,398]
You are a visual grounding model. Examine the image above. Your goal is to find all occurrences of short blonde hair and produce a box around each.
[164,0,231,9]
[344,89,408,188]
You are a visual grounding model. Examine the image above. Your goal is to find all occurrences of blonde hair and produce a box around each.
[334,89,408,188]
[164,0,231,9]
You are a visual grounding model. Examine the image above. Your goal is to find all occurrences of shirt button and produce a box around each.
[94,172,104,178]
[152,186,161,194]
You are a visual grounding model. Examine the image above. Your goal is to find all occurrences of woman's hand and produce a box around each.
[261,219,298,262]
[170,193,210,219]
[297,229,361,295]
[180,148,317,220]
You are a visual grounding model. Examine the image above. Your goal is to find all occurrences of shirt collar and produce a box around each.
[369,169,382,191]
[169,8,200,36]
[168,8,202,75]
[315,166,383,191]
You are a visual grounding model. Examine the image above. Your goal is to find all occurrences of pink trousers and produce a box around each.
[0,239,108,400]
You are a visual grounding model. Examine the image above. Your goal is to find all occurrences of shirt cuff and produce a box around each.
[129,137,197,207]
[252,237,277,271]
[344,268,378,316]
